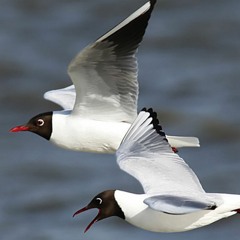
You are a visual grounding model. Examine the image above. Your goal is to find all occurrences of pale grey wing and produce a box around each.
[44,85,75,110]
[144,195,216,214]
[67,1,156,122]
[116,108,206,196]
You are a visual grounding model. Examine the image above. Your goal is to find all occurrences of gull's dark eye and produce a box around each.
[96,197,102,205]
[37,119,44,127]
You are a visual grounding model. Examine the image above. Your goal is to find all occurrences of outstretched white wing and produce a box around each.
[67,1,156,122]
[116,108,205,196]
[44,85,75,110]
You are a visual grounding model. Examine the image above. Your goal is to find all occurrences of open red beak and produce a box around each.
[73,206,101,233]
[9,125,29,132]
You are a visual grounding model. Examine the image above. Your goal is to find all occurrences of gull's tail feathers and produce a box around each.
[166,136,200,148]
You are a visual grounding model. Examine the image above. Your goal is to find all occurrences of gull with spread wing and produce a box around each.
[10,0,199,153]
[74,108,240,233]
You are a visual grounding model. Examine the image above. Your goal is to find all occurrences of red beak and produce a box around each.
[73,206,101,233]
[9,125,29,132]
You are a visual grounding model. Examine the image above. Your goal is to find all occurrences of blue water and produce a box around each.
[1,0,240,239]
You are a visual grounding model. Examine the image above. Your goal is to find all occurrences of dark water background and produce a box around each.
[1,0,240,239]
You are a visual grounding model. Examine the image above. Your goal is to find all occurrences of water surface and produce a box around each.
[1,0,240,239]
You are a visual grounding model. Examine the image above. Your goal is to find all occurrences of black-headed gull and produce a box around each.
[73,108,240,232]
[10,0,199,153]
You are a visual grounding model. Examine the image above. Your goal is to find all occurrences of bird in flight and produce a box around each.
[73,108,240,233]
[10,0,199,153]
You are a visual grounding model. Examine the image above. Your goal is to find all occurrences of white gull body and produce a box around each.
[51,111,130,152]
[115,191,240,232]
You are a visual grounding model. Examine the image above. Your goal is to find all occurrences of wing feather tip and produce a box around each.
[140,107,166,138]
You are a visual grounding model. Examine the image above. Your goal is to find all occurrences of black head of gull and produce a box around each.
[10,112,53,140]
[73,190,125,233]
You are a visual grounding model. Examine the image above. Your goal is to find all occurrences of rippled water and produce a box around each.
[1,0,240,239]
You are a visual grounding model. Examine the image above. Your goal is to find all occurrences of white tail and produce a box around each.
[166,136,200,148]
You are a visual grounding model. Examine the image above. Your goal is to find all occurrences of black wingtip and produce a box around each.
[140,108,166,138]
[150,0,157,9]
[99,0,157,52]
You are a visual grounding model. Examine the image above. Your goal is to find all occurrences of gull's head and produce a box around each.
[73,190,125,233]
[10,112,53,140]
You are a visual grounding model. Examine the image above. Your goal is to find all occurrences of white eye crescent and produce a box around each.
[37,119,44,126]
[96,198,102,204]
